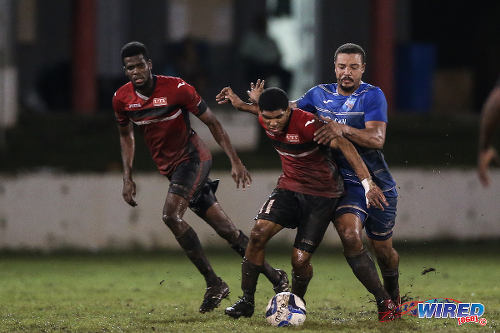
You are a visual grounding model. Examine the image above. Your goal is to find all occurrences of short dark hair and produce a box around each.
[334,43,366,63]
[258,87,289,111]
[120,41,150,63]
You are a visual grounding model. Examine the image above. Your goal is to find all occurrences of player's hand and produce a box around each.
[231,160,252,189]
[363,179,388,210]
[215,87,231,104]
[314,116,345,145]
[216,87,245,110]
[247,79,265,104]
[122,178,137,207]
[477,147,499,187]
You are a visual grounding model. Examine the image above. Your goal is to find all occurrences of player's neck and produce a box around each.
[135,75,155,97]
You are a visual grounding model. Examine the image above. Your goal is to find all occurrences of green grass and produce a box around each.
[0,242,499,332]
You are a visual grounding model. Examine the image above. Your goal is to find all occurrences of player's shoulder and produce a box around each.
[293,108,315,119]
[112,82,134,109]
[290,108,320,137]
[156,75,189,87]
[307,83,337,96]
[355,82,384,98]
[291,108,316,125]
[113,82,133,102]
[156,75,196,97]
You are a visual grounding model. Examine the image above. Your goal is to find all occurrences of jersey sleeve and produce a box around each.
[364,88,388,122]
[176,79,206,117]
[294,87,318,114]
[298,112,322,142]
[112,91,130,126]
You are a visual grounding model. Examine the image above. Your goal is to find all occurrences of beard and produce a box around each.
[339,82,356,93]
[337,76,357,93]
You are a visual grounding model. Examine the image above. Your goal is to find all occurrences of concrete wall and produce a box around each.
[0,170,499,250]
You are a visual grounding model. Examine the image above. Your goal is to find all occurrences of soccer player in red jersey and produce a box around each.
[112,41,289,313]
[216,86,389,318]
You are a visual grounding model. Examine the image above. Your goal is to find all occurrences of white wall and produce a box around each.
[0,170,499,250]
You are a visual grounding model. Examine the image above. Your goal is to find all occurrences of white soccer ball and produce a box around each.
[265,292,306,327]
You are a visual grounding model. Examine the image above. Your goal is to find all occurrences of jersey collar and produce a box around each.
[134,75,157,100]
[334,81,366,96]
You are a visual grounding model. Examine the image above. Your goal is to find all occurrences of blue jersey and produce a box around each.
[296,82,397,194]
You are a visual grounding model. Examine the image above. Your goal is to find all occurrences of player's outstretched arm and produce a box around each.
[314,117,386,149]
[330,136,388,210]
[247,79,265,104]
[216,86,259,115]
[198,108,252,188]
[246,79,295,110]
[478,85,500,187]
[118,123,137,207]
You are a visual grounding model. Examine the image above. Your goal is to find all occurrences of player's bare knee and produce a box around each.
[339,227,363,248]
[292,255,311,272]
[371,240,394,258]
[215,224,238,241]
[249,228,268,251]
[342,234,364,256]
[375,246,399,265]
[162,214,183,230]
[248,235,266,251]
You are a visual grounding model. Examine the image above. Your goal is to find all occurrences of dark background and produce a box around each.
[1,0,499,173]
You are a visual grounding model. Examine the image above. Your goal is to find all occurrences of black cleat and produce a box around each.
[199,278,230,313]
[225,296,255,318]
[273,269,290,294]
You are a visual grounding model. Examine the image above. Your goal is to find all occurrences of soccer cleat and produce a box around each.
[392,293,402,319]
[377,299,397,322]
[225,296,255,318]
[199,278,230,313]
[273,269,290,294]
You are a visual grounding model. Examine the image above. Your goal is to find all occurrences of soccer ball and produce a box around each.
[265,292,306,327]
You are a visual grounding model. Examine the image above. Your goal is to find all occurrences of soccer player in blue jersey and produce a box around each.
[295,43,400,320]
[234,43,400,321]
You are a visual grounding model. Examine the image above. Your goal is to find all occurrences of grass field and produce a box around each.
[1,241,498,332]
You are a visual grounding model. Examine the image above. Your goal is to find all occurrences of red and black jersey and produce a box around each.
[112,75,211,176]
[258,108,344,198]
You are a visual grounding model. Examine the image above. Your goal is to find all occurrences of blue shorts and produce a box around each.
[335,180,397,241]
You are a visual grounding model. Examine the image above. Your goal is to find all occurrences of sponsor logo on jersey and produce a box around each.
[342,96,357,111]
[128,103,142,108]
[177,82,186,88]
[323,99,334,104]
[153,97,168,107]
[305,120,315,127]
[286,134,299,143]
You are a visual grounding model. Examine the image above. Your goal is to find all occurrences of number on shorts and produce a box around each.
[259,199,275,214]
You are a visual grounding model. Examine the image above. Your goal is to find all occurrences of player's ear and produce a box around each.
[361,63,366,73]
[148,59,153,70]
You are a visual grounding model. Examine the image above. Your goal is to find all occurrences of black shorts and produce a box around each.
[167,158,218,215]
[256,188,339,253]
